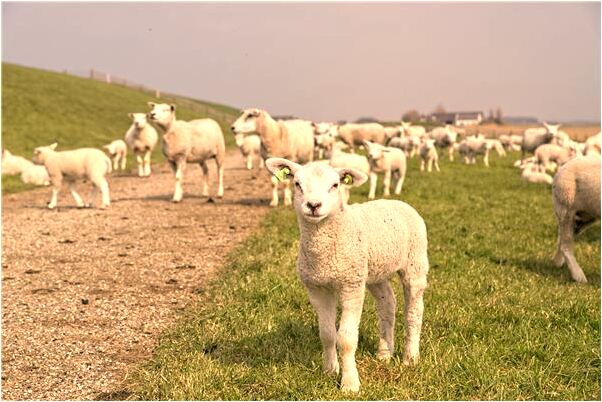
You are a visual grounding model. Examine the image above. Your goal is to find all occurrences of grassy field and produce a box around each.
[1,63,241,193]
[129,152,600,400]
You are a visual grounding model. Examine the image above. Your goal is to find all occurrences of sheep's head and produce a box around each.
[129,112,149,129]
[231,108,262,134]
[147,102,175,126]
[265,158,367,223]
[543,122,561,135]
[363,140,389,161]
[33,143,58,164]
[312,122,332,136]
[423,139,436,149]
[103,143,118,156]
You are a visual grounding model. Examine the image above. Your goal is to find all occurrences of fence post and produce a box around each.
[90,68,95,79]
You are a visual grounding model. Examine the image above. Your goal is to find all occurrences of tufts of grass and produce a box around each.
[129,153,600,400]
[1,63,240,193]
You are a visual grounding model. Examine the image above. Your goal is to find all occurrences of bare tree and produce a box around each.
[402,109,420,122]
[495,106,503,124]
[433,104,446,114]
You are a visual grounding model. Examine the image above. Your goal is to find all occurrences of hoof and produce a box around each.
[571,272,588,284]
[269,200,279,207]
[99,204,109,210]
[377,350,392,362]
[340,376,360,393]
[323,360,340,376]
[403,353,419,366]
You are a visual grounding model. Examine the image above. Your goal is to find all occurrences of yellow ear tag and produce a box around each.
[343,174,353,185]
[275,167,290,182]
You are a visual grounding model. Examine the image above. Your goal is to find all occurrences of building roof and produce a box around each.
[430,111,483,121]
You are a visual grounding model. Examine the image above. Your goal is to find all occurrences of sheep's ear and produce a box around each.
[362,140,372,149]
[49,143,58,150]
[147,102,156,108]
[336,168,368,187]
[265,158,301,182]
[128,113,133,119]
[170,104,176,112]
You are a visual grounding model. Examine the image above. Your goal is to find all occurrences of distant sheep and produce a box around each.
[520,162,553,185]
[363,140,407,200]
[419,139,440,172]
[2,149,49,186]
[535,143,574,173]
[430,125,458,161]
[20,164,50,186]
[552,156,600,283]
[400,121,427,138]
[234,133,263,170]
[265,158,429,393]
[231,108,314,206]
[584,132,601,156]
[521,122,559,159]
[338,123,387,152]
[149,103,225,201]
[313,122,339,159]
[125,113,159,177]
[103,139,128,171]
[33,143,111,209]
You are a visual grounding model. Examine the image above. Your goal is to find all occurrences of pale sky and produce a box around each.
[2,2,600,122]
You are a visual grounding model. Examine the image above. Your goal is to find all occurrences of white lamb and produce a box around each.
[499,134,522,152]
[430,125,458,161]
[520,162,553,185]
[124,113,159,177]
[338,122,387,152]
[535,143,574,173]
[363,140,407,200]
[400,121,427,138]
[2,149,35,176]
[103,139,128,171]
[32,143,111,209]
[584,132,601,156]
[265,158,429,393]
[20,164,50,186]
[329,142,371,204]
[149,103,225,201]
[419,139,440,172]
[552,156,600,283]
[234,133,263,170]
[231,108,314,206]
[313,122,339,159]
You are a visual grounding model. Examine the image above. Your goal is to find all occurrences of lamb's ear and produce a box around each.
[147,102,156,109]
[128,113,133,119]
[336,168,368,187]
[49,143,58,150]
[265,158,301,182]
[362,140,372,149]
[170,104,176,112]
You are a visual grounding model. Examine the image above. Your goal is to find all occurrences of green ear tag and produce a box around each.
[275,167,290,182]
[343,174,353,185]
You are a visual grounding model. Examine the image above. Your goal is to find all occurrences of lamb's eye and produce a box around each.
[331,183,339,191]
[295,182,302,192]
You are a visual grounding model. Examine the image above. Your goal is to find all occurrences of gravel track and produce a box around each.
[1,151,272,400]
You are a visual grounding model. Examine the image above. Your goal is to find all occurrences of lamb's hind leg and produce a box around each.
[68,181,85,208]
[554,209,587,283]
[367,281,396,361]
[216,157,224,198]
[306,285,339,376]
[47,177,62,209]
[338,287,366,393]
[399,265,428,366]
[200,161,210,197]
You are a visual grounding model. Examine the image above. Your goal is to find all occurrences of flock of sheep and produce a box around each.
[2,103,600,393]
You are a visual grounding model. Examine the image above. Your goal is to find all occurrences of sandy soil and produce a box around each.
[1,151,272,400]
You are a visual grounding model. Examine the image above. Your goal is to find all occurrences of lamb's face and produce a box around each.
[32,143,57,165]
[103,144,117,156]
[131,113,148,129]
[231,109,260,134]
[293,163,344,223]
[147,103,175,126]
[424,139,436,149]
[365,143,385,161]
[312,122,332,136]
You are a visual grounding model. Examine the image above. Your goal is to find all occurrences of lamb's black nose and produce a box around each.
[307,201,322,212]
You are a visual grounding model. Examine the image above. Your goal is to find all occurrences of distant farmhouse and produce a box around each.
[428,111,484,126]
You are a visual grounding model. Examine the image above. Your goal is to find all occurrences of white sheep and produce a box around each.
[419,139,440,172]
[337,122,387,152]
[124,113,159,177]
[363,140,407,200]
[521,122,559,159]
[234,133,263,170]
[520,162,553,185]
[329,142,371,204]
[103,139,128,171]
[312,122,339,159]
[430,125,458,161]
[584,132,601,156]
[231,108,314,206]
[400,121,427,138]
[32,143,111,209]
[264,158,429,393]
[534,143,574,173]
[2,149,35,176]
[387,135,421,158]
[552,155,600,283]
[20,164,50,186]
[499,134,522,152]
[148,103,225,201]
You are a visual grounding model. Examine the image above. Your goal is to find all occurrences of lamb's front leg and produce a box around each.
[269,176,280,207]
[136,154,144,177]
[483,150,490,167]
[367,282,396,361]
[368,172,378,200]
[338,287,366,393]
[448,146,454,162]
[307,285,339,375]
[143,150,151,176]
[402,273,427,366]
[382,170,391,197]
[283,179,292,206]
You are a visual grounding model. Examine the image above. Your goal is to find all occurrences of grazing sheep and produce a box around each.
[363,140,407,200]
[464,135,491,166]
[264,158,429,393]
[400,121,427,138]
[430,125,458,161]
[485,139,507,157]
[535,143,574,173]
[499,134,522,152]
[32,143,111,209]
[384,126,401,142]
[234,133,263,170]
[124,113,159,177]
[103,139,128,171]
[520,162,553,185]
[521,122,559,159]
[419,139,440,172]
[584,132,601,156]
[388,135,421,158]
[231,108,314,206]
[148,103,225,201]
[338,123,387,152]
[1,149,34,176]
[552,156,601,283]
[20,164,50,186]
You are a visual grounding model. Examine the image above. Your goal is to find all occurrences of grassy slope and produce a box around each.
[130,153,600,400]
[1,63,240,193]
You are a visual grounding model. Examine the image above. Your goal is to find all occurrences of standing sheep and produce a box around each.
[124,113,159,177]
[521,122,559,160]
[419,139,440,172]
[329,142,371,204]
[264,158,429,393]
[430,125,458,161]
[103,139,128,171]
[32,143,111,209]
[338,123,387,152]
[552,156,600,283]
[312,122,339,159]
[400,121,427,138]
[234,133,263,170]
[535,143,574,173]
[231,108,314,206]
[148,103,225,202]
[363,140,407,200]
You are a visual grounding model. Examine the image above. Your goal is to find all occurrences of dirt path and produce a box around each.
[1,151,272,400]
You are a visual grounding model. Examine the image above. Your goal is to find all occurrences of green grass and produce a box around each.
[129,153,600,400]
[1,63,240,193]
